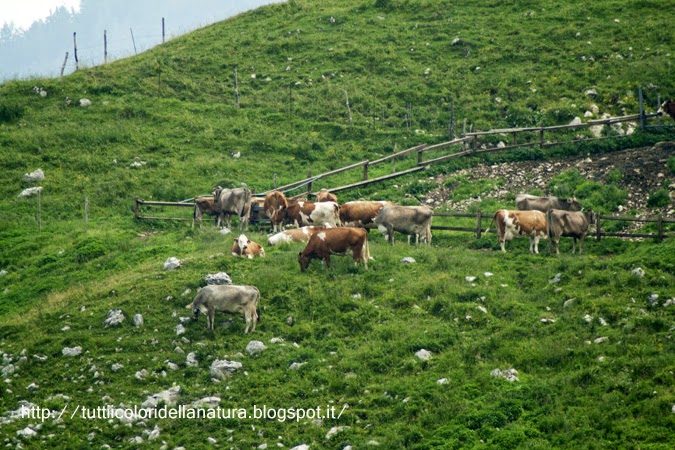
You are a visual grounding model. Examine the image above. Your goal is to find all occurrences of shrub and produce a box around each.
[647,189,671,208]
[0,101,25,123]
[668,156,675,175]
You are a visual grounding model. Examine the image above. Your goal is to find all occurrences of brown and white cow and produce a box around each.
[375,205,433,245]
[231,234,265,259]
[286,200,340,228]
[193,196,220,229]
[339,201,393,227]
[263,191,288,233]
[267,226,322,246]
[316,189,338,203]
[658,100,675,120]
[546,209,594,255]
[298,227,369,272]
[214,187,252,231]
[516,194,581,213]
[488,209,547,253]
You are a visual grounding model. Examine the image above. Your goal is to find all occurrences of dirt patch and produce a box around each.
[424,141,675,217]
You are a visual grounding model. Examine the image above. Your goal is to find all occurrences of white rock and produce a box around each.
[210,360,242,379]
[205,272,232,285]
[164,257,182,270]
[436,378,449,385]
[104,310,125,327]
[400,257,416,264]
[484,272,493,278]
[17,427,37,438]
[465,276,476,282]
[141,386,181,408]
[189,396,221,409]
[111,363,124,372]
[415,349,432,361]
[594,336,609,344]
[290,445,310,450]
[289,362,306,370]
[232,152,241,159]
[207,437,218,444]
[631,267,645,278]
[135,369,148,380]
[584,314,593,323]
[2,364,15,377]
[585,89,598,97]
[246,340,267,356]
[27,382,39,391]
[166,362,178,371]
[133,314,144,327]
[18,186,43,198]
[569,117,582,126]
[62,346,82,357]
[326,426,349,439]
[186,352,198,367]
[270,337,285,344]
[147,425,160,441]
[23,169,45,183]
[79,98,92,107]
[176,324,186,336]
[549,273,563,284]
[584,111,594,118]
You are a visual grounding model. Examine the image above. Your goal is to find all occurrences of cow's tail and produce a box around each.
[546,210,553,255]
[484,212,498,234]
[185,302,193,309]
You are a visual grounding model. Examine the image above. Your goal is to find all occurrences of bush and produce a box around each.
[647,189,671,208]
[668,157,675,175]
[0,101,25,123]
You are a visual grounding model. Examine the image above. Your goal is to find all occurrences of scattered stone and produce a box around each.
[219,227,232,235]
[286,316,295,326]
[210,360,242,379]
[104,310,125,328]
[17,426,37,439]
[79,98,92,107]
[23,169,45,183]
[62,346,82,357]
[594,336,609,344]
[351,293,362,299]
[549,273,563,284]
[2,364,15,377]
[476,306,488,314]
[436,378,449,385]
[111,363,124,372]
[141,386,181,408]
[18,187,43,198]
[648,293,659,306]
[270,337,285,344]
[147,425,161,441]
[491,368,519,382]
[289,362,307,370]
[563,298,576,308]
[484,272,493,278]
[0,270,6,277]
[26,382,39,391]
[205,272,232,285]
[583,314,594,323]
[415,349,432,361]
[246,340,267,356]
[164,257,182,270]
[400,257,416,264]
[207,437,218,444]
[465,276,476,282]
[599,318,608,326]
[186,353,198,367]
[290,445,310,450]
[135,369,148,380]
[133,314,144,327]
[326,426,349,439]
[176,324,186,336]
[585,88,598,97]
[188,397,221,409]
[540,318,556,324]
[166,361,179,371]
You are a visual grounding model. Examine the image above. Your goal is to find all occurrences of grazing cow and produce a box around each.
[375,205,433,245]
[286,200,340,228]
[658,100,675,120]
[263,191,289,233]
[186,285,260,333]
[316,189,338,203]
[488,209,547,253]
[231,234,265,259]
[339,201,393,227]
[267,226,322,246]
[546,209,594,255]
[515,194,582,213]
[193,196,220,229]
[214,187,252,230]
[298,227,369,272]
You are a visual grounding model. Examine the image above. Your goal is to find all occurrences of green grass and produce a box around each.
[1,0,675,448]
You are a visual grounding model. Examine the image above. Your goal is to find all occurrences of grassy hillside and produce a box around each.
[1,0,674,448]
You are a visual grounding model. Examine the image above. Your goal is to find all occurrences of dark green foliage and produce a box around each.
[647,189,671,208]
[0,101,25,123]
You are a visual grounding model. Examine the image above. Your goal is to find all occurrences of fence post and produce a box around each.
[639,86,645,130]
[73,32,79,70]
[417,148,424,165]
[59,52,69,79]
[476,210,482,239]
[539,128,544,146]
[274,174,278,189]
[130,28,137,55]
[134,196,140,220]
[307,170,312,197]
[162,17,165,44]
[657,215,663,242]
[84,196,89,223]
[104,30,107,64]
[363,161,369,180]
[512,131,517,146]
[596,214,602,241]
[392,143,397,173]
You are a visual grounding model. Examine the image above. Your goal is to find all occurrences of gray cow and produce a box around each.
[186,285,260,333]
[214,187,252,231]
[516,194,581,213]
[546,209,594,255]
[375,205,433,245]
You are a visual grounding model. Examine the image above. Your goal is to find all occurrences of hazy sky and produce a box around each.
[0,0,81,30]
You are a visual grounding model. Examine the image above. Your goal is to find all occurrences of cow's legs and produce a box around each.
[500,238,506,253]
[324,255,331,270]
[532,236,540,254]
[578,236,584,254]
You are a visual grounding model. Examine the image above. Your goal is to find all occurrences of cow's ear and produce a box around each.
[247,240,252,244]
[298,252,302,257]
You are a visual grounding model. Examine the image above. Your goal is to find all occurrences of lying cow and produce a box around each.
[193,196,220,229]
[658,100,675,120]
[515,194,581,213]
[186,285,260,333]
[214,187,252,231]
[488,209,547,253]
[263,190,288,233]
[375,205,433,245]
[547,209,594,255]
[267,226,323,246]
[339,201,392,227]
[286,200,340,228]
[316,189,338,203]
[231,234,265,259]
[298,227,369,272]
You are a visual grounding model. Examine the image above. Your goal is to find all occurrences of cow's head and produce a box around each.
[565,197,582,211]
[237,234,250,255]
[657,100,675,120]
[298,252,310,272]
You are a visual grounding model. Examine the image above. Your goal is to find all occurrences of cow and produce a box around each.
[546,209,594,255]
[267,226,322,246]
[192,196,220,229]
[186,285,260,333]
[487,209,547,253]
[516,194,582,213]
[339,201,393,227]
[316,189,338,203]
[231,234,266,259]
[657,100,675,120]
[286,200,340,228]
[214,187,252,231]
[263,191,289,233]
[375,205,433,245]
[298,227,370,272]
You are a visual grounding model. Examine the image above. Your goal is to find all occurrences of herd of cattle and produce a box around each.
[187,187,594,333]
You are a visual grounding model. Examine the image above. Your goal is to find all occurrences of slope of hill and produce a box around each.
[0,0,674,448]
